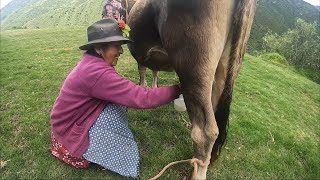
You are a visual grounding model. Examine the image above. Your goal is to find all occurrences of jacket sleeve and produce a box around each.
[90,67,180,109]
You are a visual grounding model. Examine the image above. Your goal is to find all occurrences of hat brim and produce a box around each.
[79,36,133,50]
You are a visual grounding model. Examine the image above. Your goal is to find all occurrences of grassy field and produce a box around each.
[0,27,319,180]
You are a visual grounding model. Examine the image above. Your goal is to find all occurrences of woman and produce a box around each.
[102,0,128,22]
[50,18,180,178]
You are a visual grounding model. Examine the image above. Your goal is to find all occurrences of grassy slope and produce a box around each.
[1,0,105,29]
[0,28,319,179]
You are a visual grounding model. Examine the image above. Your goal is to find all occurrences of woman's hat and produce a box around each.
[79,18,132,50]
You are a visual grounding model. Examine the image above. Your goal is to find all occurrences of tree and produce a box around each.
[263,18,320,77]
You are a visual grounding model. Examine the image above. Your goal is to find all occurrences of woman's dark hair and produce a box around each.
[85,43,110,58]
[86,48,101,58]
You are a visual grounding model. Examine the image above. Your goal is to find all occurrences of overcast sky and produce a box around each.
[1,0,12,9]
[303,0,320,6]
[1,0,320,9]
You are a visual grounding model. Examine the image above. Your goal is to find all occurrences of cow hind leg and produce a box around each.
[189,98,218,180]
[211,0,257,163]
[209,45,233,163]
[178,71,218,180]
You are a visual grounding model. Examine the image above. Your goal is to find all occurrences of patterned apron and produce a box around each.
[83,103,140,178]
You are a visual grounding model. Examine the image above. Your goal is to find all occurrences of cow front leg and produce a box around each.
[151,70,159,88]
[138,64,147,87]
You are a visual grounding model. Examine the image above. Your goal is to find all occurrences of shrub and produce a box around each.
[263,18,320,83]
[258,53,288,66]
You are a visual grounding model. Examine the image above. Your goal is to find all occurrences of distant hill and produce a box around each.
[248,0,320,51]
[1,0,319,52]
[0,0,32,21]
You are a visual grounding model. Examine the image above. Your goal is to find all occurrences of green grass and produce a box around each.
[0,28,319,180]
[258,53,288,66]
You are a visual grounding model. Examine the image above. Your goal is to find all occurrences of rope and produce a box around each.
[149,158,206,180]
[125,0,129,20]
[125,0,128,9]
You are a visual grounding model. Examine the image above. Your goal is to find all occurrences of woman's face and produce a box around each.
[95,42,124,66]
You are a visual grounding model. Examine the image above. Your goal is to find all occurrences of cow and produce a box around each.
[127,0,256,179]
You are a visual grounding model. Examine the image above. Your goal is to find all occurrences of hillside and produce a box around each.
[1,0,105,29]
[1,0,320,52]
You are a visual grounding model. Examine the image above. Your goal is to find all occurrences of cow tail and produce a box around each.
[211,75,233,163]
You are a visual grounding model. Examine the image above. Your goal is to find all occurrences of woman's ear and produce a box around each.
[94,47,102,56]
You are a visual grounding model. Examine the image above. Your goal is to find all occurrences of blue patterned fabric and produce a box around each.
[83,103,140,178]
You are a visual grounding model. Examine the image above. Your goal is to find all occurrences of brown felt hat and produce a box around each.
[79,18,132,50]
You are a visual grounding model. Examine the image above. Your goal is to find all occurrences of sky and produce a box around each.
[1,0,320,9]
[303,0,320,6]
[1,0,12,9]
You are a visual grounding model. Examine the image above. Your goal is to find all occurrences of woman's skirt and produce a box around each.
[83,103,140,178]
[51,133,90,168]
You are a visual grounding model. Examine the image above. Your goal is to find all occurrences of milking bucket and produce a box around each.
[174,94,186,112]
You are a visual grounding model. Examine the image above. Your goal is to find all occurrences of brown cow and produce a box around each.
[128,0,256,179]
